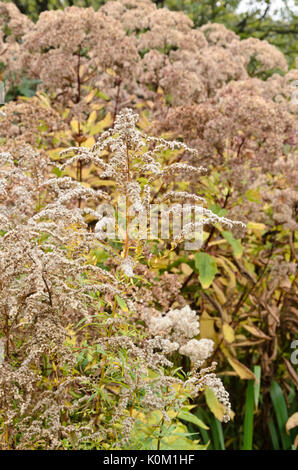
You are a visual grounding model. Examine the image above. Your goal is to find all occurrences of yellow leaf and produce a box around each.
[62,108,70,119]
[65,326,77,346]
[105,384,121,395]
[138,112,151,130]
[70,119,79,134]
[79,64,86,78]
[216,256,236,292]
[181,263,193,276]
[88,177,115,187]
[85,89,95,103]
[106,68,117,77]
[48,147,65,161]
[87,110,97,126]
[84,358,98,372]
[91,103,104,111]
[82,136,95,148]
[89,112,112,136]
[212,280,227,305]
[208,239,226,247]
[223,323,235,343]
[199,311,218,342]
[227,357,256,380]
[36,92,51,109]
[205,387,225,421]
[247,222,266,238]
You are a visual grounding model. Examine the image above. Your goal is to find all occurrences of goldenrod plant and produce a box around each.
[0,0,297,451]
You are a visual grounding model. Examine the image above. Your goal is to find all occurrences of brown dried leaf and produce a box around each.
[243,324,271,340]
[286,413,298,434]
[283,358,298,389]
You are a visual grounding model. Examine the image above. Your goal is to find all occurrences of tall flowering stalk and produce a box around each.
[61,108,245,267]
[0,110,245,449]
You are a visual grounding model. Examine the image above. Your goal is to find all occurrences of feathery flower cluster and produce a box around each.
[179,338,215,364]
[0,0,296,449]
[0,145,130,448]
[61,108,245,252]
[146,302,230,420]
[0,107,237,448]
[148,305,215,366]
[199,373,231,423]
[149,304,200,341]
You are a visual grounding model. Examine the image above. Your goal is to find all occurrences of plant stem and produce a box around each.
[76,46,81,105]
[95,297,118,427]
[123,140,130,258]
[157,417,164,450]
[112,78,122,127]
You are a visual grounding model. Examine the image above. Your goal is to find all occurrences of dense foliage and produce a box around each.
[0,0,297,450]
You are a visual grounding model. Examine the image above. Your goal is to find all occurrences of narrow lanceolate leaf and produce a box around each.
[178,409,209,430]
[222,230,243,258]
[270,380,292,450]
[87,110,97,126]
[195,409,212,448]
[269,418,280,450]
[242,379,254,450]
[253,365,261,409]
[227,358,256,380]
[194,252,218,289]
[210,415,225,450]
[115,295,129,312]
[243,324,271,340]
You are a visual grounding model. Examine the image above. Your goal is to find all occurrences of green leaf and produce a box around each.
[96,344,106,355]
[245,188,261,204]
[92,248,110,263]
[178,409,209,430]
[116,295,129,312]
[52,166,63,177]
[210,415,225,450]
[222,231,243,259]
[270,380,292,450]
[253,365,261,409]
[194,409,211,448]
[165,94,173,105]
[94,89,110,101]
[269,418,280,450]
[194,252,218,289]
[242,380,254,450]
[208,203,227,217]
